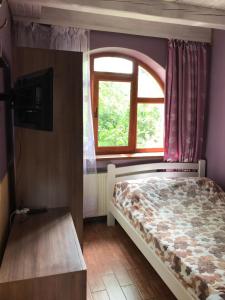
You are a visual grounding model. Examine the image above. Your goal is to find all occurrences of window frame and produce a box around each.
[91,52,164,155]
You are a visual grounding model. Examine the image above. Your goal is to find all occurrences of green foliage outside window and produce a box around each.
[98,81,163,149]
[98,81,130,147]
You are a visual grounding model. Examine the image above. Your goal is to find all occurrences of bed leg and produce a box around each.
[107,212,115,226]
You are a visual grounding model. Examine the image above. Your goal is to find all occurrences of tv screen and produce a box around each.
[13,68,53,131]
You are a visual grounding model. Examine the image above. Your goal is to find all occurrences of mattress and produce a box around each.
[113,177,225,300]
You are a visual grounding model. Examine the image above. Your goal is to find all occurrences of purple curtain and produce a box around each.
[164,40,209,162]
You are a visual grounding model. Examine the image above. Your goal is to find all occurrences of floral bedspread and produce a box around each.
[113,177,225,300]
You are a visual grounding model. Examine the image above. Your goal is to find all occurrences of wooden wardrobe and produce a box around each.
[13,47,83,243]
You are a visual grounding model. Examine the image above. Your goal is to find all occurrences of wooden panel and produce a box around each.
[9,0,212,42]
[0,270,86,300]
[112,162,200,175]
[38,8,212,43]
[0,173,9,259]
[33,0,225,29]
[88,270,105,293]
[87,285,94,300]
[116,172,198,182]
[13,47,83,243]
[0,209,86,300]
[84,222,176,300]
[92,290,109,300]
[7,0,225,33]
[0,209,86,282]
[122,285,142,300]
[112,265,133,286]
[102,274,126,300]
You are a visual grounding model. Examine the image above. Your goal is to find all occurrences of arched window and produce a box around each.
[91,53,164,154]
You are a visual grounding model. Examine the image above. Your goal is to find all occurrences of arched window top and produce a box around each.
[138,66,164,98]
[94,56,133,74]
[91,52,165,155]
[93,53,164,98]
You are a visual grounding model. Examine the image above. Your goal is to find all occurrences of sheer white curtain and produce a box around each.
[83,51,98,217]
[14,21,98,217]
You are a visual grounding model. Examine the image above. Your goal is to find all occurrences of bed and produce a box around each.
[107,160,225,300]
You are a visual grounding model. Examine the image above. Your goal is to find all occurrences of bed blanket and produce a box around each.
[113,177,225,300]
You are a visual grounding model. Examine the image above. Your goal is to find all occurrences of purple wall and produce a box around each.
[90,30,167,68]
[0,3,12,181]
[206,30,225,189]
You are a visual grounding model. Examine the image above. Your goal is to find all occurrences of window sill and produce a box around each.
[96,152,164,161]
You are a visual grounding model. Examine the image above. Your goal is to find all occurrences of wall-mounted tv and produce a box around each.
[13,68,53,131]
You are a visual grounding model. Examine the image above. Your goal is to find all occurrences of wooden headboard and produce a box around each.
[107,160,206,219]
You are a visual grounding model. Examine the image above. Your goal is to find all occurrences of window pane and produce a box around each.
[137,103,164,149]
[94,57,133,74]
[138,66,164,98]
[98,81,131,147]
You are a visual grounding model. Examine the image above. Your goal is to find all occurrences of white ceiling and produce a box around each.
[8,0,225,12]
[164,0,225,10]
[10,0,225,42]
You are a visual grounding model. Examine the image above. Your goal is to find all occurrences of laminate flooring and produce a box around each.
[83,222,176,300]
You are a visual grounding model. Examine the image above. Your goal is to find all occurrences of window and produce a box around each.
[91,53,164,155]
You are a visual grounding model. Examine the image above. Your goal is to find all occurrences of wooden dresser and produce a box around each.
[0,208,86,300]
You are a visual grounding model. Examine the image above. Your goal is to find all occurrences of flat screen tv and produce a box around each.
[13,68,53,131]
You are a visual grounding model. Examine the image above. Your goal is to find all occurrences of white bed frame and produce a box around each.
[107,160,206,300]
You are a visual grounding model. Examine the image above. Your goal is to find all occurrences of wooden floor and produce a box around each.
[83,222,177,300]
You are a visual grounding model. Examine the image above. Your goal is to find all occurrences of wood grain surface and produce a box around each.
[0,208,86,300]
[0,173,9,260]
[13,47,83,243]
[84,222,176,300]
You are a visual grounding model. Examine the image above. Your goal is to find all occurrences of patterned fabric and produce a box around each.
[164,40,209,162]
[113,177,225,300]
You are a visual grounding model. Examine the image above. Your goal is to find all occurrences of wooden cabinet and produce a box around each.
[13,48,83,244]
[0,208,86,300]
